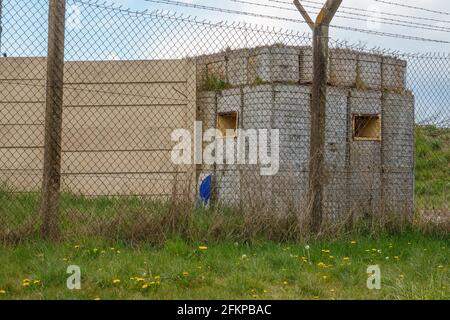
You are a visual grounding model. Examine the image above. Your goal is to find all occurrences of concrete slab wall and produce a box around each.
[323,87,349,220]
[0,58,197,197]
[197,45,404,91]
[382,92,415,214]
[0,47,415,218]
[0,58,46,192]
[348,90,383,216]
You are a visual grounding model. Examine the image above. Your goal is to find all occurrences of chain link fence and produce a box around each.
[0,0,448,242]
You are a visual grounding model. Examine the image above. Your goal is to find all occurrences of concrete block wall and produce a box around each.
[247,47,300,84]
[382,92,415,214]
[382,57,407,90]
[358,53,382,90]
[330,49,358,87]
[197,85,349,215]
[196,52,227,90]
[197,45,406,92]
[195,46,415,218]
[323,87,349,219]
[273,85,310,171]
[348,90,383,216]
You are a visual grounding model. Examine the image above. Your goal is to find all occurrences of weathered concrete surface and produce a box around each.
[330,48,357,87]
[248,46,300,84]
[381,92,415,215]
[382,56,407,90]
[358,53,382,90]
[349,90,383,216]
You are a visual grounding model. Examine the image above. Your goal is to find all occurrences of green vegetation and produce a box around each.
[202,75,231,91]
[415,125,450,209]
[0,126,448,300]
[254,76,264,86]
[0,232,448,300]
[1,125,448,245]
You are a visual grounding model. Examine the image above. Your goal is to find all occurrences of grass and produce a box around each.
[202,75,231,91]
[0,125,448,300]
[0,231,448,300]
[415,125,450,209]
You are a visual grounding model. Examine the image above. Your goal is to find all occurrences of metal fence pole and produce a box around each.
[40,0,66,239]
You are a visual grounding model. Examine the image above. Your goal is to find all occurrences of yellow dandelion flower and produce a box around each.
[350,241,357,244]
[142,284,149,289]
[322,275,328,280]
[33,280,41,285]
[0,290,6,294]
[154,276,161,280]
[94,297,101,300]
[343,257,350,261]
[321,249,330,253]
[199,246,208,251]
[136,278,145,282]
[22,282,30,287]
[283,281,288,285]
[317,262,326,268]
[112,279,121,284]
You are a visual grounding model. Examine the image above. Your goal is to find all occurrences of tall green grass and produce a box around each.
[0,231,448,300]
[0,125,448,245]
[415,125,450,209]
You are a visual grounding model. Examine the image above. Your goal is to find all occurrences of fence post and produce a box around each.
[294,0,342,233]
[40,0,66,239]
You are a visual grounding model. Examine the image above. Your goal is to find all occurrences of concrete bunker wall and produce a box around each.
[197,45,414,218]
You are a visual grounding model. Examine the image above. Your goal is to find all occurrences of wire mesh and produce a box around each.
[0,0,448,242]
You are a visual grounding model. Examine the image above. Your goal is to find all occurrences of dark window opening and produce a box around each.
[353,114,381,141]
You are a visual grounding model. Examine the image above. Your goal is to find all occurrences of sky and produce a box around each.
[106,0,450,53]
[2,0,450,56]
[0,0,449,125]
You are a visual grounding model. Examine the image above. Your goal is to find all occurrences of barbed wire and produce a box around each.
[373,0,450,16]
[141,0,450,44]
[288,0,450,23]
[268,0,450,26]
[227,0,450,33]
[73,0,311,38]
